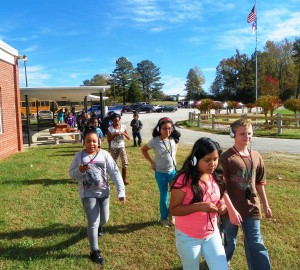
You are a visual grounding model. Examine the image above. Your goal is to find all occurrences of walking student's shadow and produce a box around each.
[0,223,86,261]
[21,178,74,186]
[0,221,158,262]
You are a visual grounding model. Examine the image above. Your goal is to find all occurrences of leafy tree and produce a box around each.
[284,99,300,114]
[212,101,222,114]
[211,51,255,104]
[127,81,143,103]
[256,95,282,121]
[197,98,214,114]
[292,38,300,98]
[260,75,279,96]
[136,60,164,101]
[245,103,256,113]
[210,65,224,100]
[260,39,296,101]
[185,66,206,101]
[83,74,110,86]
[109,57,134,104]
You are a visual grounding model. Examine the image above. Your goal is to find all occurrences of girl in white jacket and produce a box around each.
[69,127,126,265]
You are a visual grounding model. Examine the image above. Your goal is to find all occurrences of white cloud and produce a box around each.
[19,65,51,87]
[161,75,186,95]
[22,45,39,53]
[264,12,300,41]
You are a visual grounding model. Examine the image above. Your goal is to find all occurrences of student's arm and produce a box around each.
[256,184,272,218]
[107,130,112,143]
[170,189,219,216]
[106,153,126,202]
[69,152,88,179]
[141,144,156,170]
[223,192,243,226]
[122,128,130,140]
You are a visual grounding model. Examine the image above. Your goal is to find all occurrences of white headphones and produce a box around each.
[229,126,235,138]
[191,156,197,166]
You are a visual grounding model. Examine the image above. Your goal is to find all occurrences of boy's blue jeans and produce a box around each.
[155,170,176,220]
[222,216,271,270]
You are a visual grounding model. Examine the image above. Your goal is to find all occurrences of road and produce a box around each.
[121,108,300,154]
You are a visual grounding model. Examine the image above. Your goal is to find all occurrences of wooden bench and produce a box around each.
[51,132,81,144]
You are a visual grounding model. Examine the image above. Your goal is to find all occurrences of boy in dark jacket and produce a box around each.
[130,113,143,146]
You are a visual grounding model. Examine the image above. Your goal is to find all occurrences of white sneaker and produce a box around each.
[159,219,171,228]
[168,215,175,226]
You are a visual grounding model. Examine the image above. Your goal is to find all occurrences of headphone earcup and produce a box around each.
[229,127,235,138]
[191,156,197,166]
[157,126,160,132]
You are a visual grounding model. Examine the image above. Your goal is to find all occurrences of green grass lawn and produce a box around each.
[0,142,299,269]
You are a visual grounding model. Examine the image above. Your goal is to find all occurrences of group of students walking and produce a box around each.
[69,114,272,270]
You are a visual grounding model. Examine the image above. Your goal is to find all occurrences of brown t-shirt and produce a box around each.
[220,148,266,219]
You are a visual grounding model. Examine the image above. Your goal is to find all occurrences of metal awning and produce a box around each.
[20,86,110,102]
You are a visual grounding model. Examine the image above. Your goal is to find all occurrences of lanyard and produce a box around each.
[81,150,99,165]
[162,138,176,170]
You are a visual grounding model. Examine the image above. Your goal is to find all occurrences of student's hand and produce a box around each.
[263,205,272,218]
[119,197,126,204]
[198,202,219,213]
[79,164,89,173]
[228,208,243,226]
[217,203,227,215]
[150,161,156,170]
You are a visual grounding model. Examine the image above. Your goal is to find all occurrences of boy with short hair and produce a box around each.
[130,113,143,147]
[220,118,272,270]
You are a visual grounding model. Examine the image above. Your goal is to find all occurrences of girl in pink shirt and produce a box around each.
[170,137,240,270]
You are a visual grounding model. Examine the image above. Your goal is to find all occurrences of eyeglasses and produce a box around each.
[206,213,215,232]
[161,127,172,131]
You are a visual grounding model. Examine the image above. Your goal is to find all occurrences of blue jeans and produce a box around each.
[155,170,176,220]
[222,216,271,270]
[175,228,228,270]
[132,131,142,146]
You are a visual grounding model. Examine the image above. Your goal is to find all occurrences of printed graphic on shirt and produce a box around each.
[232,167,253,190]
[83,161,108,191]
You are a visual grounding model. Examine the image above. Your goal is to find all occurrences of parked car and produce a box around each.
[121,105,132,113]
[108,105,123,116]
[155,106,178,113]
[133,104,155,113]
[183,101,194,108]
[130,103,142,112]
[193,101,201,108]
[177,101,183,108]
[152,104,162,112]
[87,105,101,115]
[38,110,53,119]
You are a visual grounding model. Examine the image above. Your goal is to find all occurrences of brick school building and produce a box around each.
[0,40,23,160]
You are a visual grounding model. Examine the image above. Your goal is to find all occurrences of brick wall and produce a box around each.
[0,42,23,160]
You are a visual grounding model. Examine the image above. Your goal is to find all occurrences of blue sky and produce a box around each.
[1,0,299,96]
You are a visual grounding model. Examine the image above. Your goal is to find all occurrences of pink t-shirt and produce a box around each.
[174,174,221,238]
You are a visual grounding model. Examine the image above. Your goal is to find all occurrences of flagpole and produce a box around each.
[255,0,258,103]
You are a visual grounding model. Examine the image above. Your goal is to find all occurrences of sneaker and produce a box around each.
[168,215,175,226]
[98,226,104,237]
[159,219,171,228]
[90,250,105,265]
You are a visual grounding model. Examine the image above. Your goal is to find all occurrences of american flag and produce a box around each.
[252,21,257,33]
[247,5,256,23]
